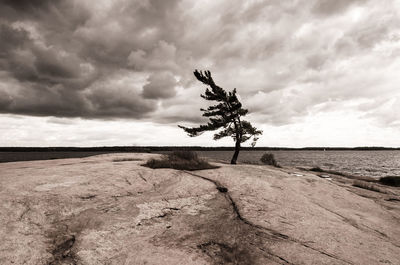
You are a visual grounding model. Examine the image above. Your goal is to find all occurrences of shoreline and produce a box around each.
[1,150,398,181]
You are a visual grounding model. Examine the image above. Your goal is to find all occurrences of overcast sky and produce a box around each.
[0,0,399,147]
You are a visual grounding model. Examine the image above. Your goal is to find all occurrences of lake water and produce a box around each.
[1,150,399,180]
[195,150,400,179]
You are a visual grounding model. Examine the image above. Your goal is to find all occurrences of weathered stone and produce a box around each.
[0,153,399,264]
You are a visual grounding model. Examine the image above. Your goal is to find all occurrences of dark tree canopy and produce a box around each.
[179,70,262,164]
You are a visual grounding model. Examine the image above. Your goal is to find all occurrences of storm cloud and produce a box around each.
[0,0,399,131]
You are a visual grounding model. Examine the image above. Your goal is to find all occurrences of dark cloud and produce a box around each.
[0,0,158,118]
[0,0,398,130]
[83,88,156,118]
[0,0,89,34]
[0,24,29,53]
[0,23,97,90]
[34,48,81,79]
[0,72,156,118]
[1,0,58,11]
[142,71,177,99]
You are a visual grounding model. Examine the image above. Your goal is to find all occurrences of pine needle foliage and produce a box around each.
[179,70,262,164]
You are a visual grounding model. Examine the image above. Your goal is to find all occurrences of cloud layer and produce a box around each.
[0,0,399,146]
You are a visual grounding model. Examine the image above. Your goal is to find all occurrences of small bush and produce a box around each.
[379,176,400,187]
[169,150,199,161]
[143,151,218,171]
[260,153,279,167]
[143,158,171,168]
[353,180,383,193]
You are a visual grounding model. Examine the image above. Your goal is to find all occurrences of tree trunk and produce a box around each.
[230,139,241,164]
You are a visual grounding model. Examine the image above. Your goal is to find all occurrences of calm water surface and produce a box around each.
[196,150,400,179]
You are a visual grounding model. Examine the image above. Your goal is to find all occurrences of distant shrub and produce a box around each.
[379,176,400,187]
[260,153,279,167]
[143,151,218,171]
[169,150,199,161]
[353,180,383,193]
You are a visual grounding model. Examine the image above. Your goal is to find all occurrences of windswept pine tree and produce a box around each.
[179,70,262,164]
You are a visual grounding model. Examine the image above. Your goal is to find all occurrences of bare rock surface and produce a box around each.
[0,153,399,265]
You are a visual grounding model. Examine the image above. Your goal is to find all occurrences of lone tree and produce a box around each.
[179,70,262,164]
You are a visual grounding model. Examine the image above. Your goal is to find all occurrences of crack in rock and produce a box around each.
[18,202,31,221]
[78,194,96,200]
[314,201,400,248]
[184,171,355,265]
[256,245,294,265]
[124,177,132,185]
[138,172,147,182]
[386,198,400,202]
[138,207,181,225]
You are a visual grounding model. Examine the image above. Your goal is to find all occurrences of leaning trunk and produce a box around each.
[230,139,241,164]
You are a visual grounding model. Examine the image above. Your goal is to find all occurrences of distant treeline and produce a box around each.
[0,146,399,152]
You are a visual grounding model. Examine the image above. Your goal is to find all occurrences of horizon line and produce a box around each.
[1,146,399,150]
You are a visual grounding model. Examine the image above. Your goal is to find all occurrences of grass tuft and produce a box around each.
[260,153,280,167]
[143,151,218,171]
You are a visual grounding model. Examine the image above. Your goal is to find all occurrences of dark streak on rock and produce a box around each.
[217,186,228,193]
[124,178,132,185]
[138,172,147,182]
[157,207,181,218]
[79,195,96,200]
[46,222,78,265]
[138,207,181,225]
[48,234,77,265]
[386,198,400,202]
[197,241,252,265]
[162,207,180,211]
[18,202,31,221]
[183,171,228,194]
[157,213,168,218]
[257,246,294,265]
